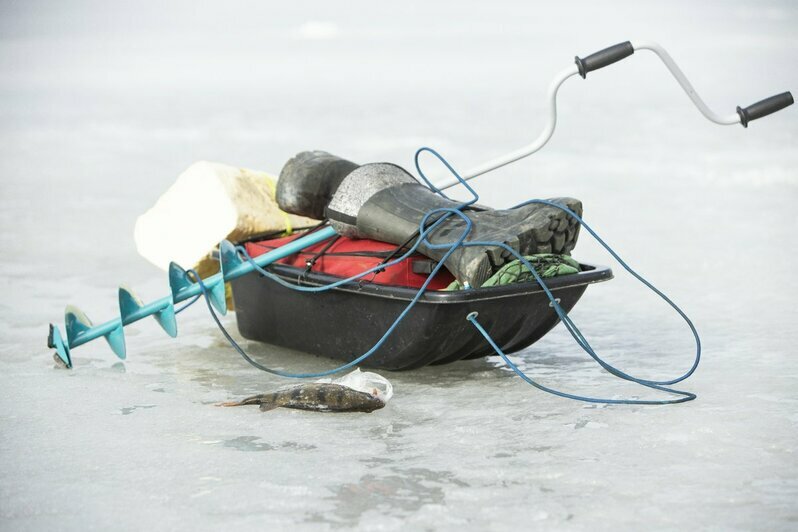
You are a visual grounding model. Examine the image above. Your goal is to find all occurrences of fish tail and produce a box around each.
[218,394,273,407]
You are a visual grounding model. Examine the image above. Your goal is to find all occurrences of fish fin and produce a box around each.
[259,402,279,412]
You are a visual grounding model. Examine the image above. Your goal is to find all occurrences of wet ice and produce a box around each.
[1,1,797,530]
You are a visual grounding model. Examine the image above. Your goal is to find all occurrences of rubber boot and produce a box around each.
[327,163,582,288]
[276,151,359,220]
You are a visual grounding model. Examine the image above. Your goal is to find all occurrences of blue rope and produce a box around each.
[505,200,701,387]
[467,315,695,405]
[192,146,699,404]
[414,146,480,200]
[174,294,200,314]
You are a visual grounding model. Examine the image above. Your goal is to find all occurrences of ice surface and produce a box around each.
[1,1,796,530]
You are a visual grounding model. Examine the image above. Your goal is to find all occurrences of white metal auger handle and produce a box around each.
[436,40,794,191]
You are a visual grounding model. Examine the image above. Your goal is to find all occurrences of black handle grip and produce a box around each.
[575,41,635,79]
[737,92,794,127]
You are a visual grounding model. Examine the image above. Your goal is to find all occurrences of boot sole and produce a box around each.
[466,198,583,288]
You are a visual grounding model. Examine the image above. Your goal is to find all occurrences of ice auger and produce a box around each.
[48,230,337,367]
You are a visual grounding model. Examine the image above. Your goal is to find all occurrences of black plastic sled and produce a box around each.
[231,262,613,371]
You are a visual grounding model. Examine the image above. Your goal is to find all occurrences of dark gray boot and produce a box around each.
[276,151,359,220]
[327,163,582,288]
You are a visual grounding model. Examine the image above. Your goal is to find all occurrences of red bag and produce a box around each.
[244,232,454,290]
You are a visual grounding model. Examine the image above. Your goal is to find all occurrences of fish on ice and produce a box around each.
[220,369,393,413]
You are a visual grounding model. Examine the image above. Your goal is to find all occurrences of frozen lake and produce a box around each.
[1,1,796,530]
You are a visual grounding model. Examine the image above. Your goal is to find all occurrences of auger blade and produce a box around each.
[48,324,72,368]
[154,304,178,337]
[65,305,126,359]
[219,239,245,277]
[119,285,144,324]
[119,286,177,337]
[203,239,243,317]
[207,279,227,316]
[168,260,226,315]
[65,305,93,345]
[169,262,193,301]
[106,324,126,359]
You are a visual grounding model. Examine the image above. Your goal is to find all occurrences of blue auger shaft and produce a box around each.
[51,226,338,364]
